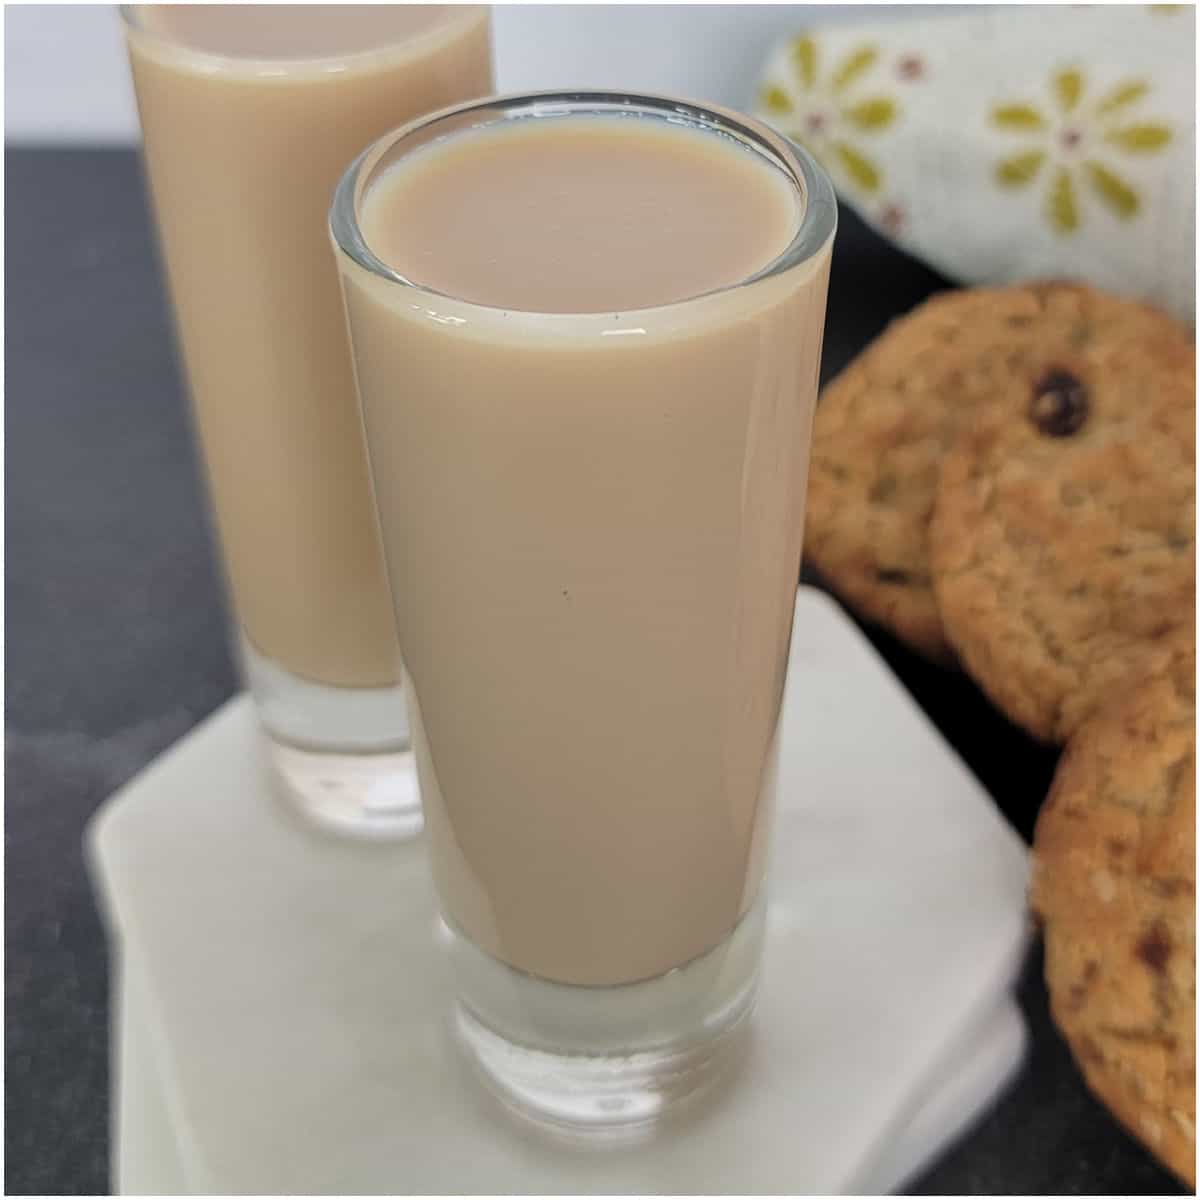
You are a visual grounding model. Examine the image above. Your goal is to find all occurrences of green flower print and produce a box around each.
[991,67,1173,234]
[760,36,901,195]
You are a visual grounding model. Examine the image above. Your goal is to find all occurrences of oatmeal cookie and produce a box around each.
[930,328,1193,741]
[806,283,1191,662]
[1033,653,1195,1185]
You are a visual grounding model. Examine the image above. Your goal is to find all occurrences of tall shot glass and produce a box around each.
[332,92,836,1126]
[123,5,493,839]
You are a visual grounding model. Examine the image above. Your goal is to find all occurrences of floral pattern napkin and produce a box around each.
[755,5,1195,322]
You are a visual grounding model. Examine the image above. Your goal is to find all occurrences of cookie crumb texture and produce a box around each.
[805,282,1189,663]
[930,312,1194,742]
[1033,657,1196,1187]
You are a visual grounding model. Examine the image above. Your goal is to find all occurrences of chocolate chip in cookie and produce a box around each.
[1029,368,1089,437]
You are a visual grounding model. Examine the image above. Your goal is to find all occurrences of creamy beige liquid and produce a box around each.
[340,115,832,985]
[126,5,493,687]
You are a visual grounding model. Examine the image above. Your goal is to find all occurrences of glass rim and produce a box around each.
[119,4,489,74]
[330,89,838,321]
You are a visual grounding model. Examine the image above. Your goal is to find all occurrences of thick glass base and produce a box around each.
[447,900,764,1134]
[264,737,423,841]
[241,636,422,841]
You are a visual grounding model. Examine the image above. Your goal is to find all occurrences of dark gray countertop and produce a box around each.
[4,147,1185,1196]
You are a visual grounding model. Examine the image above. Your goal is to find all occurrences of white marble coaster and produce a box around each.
[90,587,1031,1194]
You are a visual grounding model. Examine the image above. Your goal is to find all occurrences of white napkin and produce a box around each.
[89,587,1031,1194]
[755,7,1196,322]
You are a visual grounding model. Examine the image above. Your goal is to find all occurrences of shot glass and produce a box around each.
[332,92,836,1125]
[123,5,492,838]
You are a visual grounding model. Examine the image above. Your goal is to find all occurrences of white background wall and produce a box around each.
[4,4,905,143]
